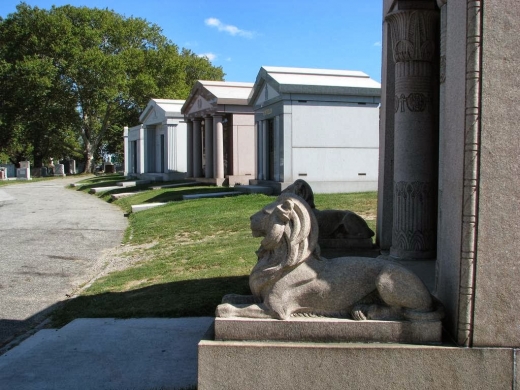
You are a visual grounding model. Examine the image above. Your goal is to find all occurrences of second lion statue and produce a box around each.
[216,193,444,321]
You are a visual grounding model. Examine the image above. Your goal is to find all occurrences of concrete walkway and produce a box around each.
[0,177,127,347]
[0,317,213,390]
[0,178,213,389]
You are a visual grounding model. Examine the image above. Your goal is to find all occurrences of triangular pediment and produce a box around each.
[185,95,214,116]
[252,81,279,107]
[141,106,164,125]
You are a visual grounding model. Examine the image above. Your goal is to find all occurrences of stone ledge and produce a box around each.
[215,317,442,344]
[198,339,513,390]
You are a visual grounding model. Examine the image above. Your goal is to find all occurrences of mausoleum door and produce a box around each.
[131,141,137,174]
[223,120,232,176]
[160,134,165,173]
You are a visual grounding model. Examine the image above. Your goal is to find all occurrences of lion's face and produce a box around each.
[250,199,292,249]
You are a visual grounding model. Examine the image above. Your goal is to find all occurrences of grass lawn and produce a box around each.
[52,176,377,327]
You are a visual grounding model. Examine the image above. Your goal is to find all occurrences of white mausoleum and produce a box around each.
[248,66,381,193]
[182,81,255,186]
[124,99,187,181]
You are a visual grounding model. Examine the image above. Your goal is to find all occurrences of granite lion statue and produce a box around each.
[216,193,444,321]
[282,179,374,240]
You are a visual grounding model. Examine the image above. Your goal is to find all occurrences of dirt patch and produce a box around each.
[72,242,158,295]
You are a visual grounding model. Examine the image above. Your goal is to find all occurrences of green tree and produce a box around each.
[0,3,224,172]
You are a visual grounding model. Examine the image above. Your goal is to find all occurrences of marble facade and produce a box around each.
[181,81,255,186]
[124,99,187,181]
[248,66,381,194]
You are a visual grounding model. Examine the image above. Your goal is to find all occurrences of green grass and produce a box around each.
[52,177,378,327]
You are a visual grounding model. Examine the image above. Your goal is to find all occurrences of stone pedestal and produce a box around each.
[215,317,442,345]
[386,6,439,260]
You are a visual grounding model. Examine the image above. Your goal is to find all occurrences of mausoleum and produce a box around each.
[248,66,381,193]
[124,99,187,181]
[181,81,255,186]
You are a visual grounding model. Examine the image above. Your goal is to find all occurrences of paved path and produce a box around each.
[0,178,127,347]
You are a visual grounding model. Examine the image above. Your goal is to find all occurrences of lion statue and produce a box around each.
[281,179,374,241]
[216,193,444,321]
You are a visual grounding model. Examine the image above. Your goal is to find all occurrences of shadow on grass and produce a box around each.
[50,275,250,328]
[143,187,237,204]
[73,174,126,191]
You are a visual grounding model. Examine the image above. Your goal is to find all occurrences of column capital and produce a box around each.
[386,8,439,63]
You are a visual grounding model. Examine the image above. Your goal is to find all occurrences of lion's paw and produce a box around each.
[351,305,368,321]
[215,303,235,318]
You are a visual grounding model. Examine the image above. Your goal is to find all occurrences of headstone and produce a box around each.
[41,167,48,177]
[0,164,16,178]
[104,163,115,173]
[68,159,76,175]
[16,161,31,180]
[48,158,55,176]
[54,163,65,177]
[0,167,7,180]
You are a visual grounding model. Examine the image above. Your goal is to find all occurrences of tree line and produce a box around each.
[0,3,224,172]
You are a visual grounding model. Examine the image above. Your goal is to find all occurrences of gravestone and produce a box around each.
[104,162,115,173]
[68,159,76,175]
[48,158,55,176]
[54,163,65,177]
[0,167,7,180]
[1,164,16,178]
[16,161,31,180]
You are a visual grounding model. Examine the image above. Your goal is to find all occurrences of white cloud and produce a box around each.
[204,17,254,38]
[373,41,382,47]
[198,52,217,61]
[226,57,232,62]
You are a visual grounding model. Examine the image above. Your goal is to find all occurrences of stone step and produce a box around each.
[111,192,142,200]
[182,192,240,200]
[89,186,121,194]
[117,180,151,187]
[234,185,274,195]
[131,203,166,213]
[149,181,199,190]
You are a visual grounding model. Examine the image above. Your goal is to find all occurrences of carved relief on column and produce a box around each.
[386,5,439,259]
[392,181,436,256]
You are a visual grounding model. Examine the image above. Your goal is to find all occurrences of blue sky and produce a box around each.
[0,0,383,83]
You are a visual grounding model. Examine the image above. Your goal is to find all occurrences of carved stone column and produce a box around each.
[205,115,214,178]
[192,118,203,178]
[386,3,439,259]
[213,115,224,179]
[186,120,193,178]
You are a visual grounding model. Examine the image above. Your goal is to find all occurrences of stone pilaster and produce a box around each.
[386,4,439,259]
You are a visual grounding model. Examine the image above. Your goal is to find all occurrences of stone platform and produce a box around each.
[215,317,442,345]
[198,338,513,390]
